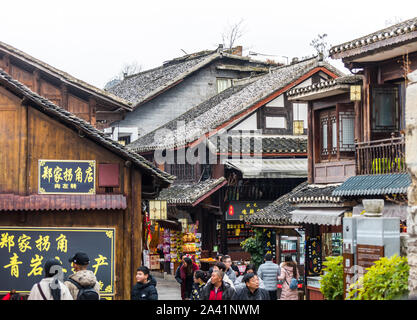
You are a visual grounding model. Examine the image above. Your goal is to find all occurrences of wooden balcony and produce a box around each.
[355,134,406,175]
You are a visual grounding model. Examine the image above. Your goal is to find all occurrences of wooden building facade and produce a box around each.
[0,41,131,130]
[0,69,173,299]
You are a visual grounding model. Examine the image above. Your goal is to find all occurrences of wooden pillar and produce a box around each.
[307,102,314,183]
[131,169,142,294]
[354,100,361,142]
[122,165,132,299]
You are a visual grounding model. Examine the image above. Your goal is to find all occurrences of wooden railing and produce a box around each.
[355,134,406,175]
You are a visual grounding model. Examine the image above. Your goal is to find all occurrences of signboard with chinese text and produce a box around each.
[38,160,96,194]
[0,227,115,295]
[262,229,276,259]
[306,235,322,276]
[226,201,270,221]
[356,244,384,269]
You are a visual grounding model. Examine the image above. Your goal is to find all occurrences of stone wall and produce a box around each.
[406,69,417,296]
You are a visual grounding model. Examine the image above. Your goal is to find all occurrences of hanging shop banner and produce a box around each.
[0,227,115,295]
[38,160,96,194]
[306,235,322,276]
[263,229,276,258]
[226,201,270,221]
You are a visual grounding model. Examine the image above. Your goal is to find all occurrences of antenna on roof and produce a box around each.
[181,49,188,55]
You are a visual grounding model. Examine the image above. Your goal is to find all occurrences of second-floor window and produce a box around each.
[167,163,198,182]
[371,86,399,133]
[319,103,355,161]
[217,78,233,93]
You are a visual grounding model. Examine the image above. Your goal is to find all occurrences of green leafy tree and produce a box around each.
[319,256,344,300]
[240,228,265,268]
[347,255,409,300]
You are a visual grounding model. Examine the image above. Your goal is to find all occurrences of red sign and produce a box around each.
[228,205,234,216]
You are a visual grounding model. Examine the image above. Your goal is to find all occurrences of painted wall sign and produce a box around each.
[0,227,115,295]
[306,235,322,276]
[226,201,270,221]
[38,160,96,194]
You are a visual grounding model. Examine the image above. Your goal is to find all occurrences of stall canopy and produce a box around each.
[291,208,346,226]
[332,173,411,196]
[224,158,307,179]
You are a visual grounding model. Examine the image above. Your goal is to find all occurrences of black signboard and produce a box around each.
[226,201,270,221]
[306,235,322,276]
[263,229,276,259]
[38,160,96,194]
[0,227,115,295]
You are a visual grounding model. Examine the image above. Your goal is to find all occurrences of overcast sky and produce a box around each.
[1,0,416,89]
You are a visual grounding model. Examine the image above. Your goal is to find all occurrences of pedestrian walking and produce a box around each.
[231,264,240,279]
[200,270,236,300]
[175,253,185,284]
[64,252,100,300]
[208,254,223,276]
[277,255,300,300]
[235,273,270,300]
[28,258,73,300]
[179,257,199,300]
[257,253,280,300]
[221,255,237,283]
[131,266,158,300]
[206,262,235,289]
[234,263,265,290]
[191,270,209,300]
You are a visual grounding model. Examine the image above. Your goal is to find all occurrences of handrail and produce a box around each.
[355,134,406,175]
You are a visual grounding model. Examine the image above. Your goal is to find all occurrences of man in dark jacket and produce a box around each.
[235,273,270,300]
[131,266,158,300]
[200,270,235,300]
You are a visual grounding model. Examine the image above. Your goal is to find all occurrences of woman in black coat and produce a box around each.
[131,266,158,300]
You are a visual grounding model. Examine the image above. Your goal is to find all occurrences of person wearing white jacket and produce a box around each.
[28,259,73,300]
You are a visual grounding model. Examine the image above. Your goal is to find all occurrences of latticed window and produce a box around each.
[168,164,198,181]
[318,103,355,161]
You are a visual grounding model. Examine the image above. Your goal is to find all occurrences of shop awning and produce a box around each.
[332,173,411,196]
[224,158,307,179]
[291,208,346,226]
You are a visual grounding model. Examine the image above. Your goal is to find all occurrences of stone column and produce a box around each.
[406,70,417,296]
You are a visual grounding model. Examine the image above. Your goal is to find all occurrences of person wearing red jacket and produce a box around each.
[179,257,199,300]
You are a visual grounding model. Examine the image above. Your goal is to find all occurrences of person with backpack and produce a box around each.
[28,258,73,300]
[64,252,100,300]
[257,253,280,300]
[131,266,158,300]
[277,255,300,300]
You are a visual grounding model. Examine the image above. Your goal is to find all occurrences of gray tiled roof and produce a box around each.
[329,17,417,58]
[287,75,362,100]
[212,135,307,154]
[128,56,343,153]
[290,184,344,206]
[0,68,174,186]
[244,181,308,225]
[156,177,227,205]
[106,49,270,109]
[0,41,132,110]
[332,173,411,196]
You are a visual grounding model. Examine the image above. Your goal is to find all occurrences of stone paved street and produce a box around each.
[153,272,182,300]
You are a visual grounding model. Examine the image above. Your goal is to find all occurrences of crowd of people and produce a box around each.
[170,252,300,301]
[2,251,300,301]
